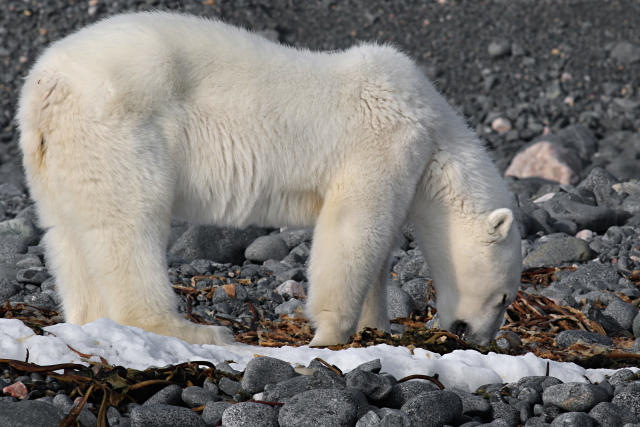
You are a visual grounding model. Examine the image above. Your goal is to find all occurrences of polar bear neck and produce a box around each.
[422,135,514,218]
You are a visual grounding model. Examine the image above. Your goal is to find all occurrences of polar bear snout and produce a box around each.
[450,320,469,339]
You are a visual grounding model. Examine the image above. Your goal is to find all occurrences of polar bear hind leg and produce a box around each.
[41,226,107,324]
[18,74,233,345]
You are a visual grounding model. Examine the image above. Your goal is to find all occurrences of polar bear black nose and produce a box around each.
[451,320,468,338]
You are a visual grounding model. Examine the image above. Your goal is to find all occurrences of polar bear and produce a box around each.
[17,12,522,346]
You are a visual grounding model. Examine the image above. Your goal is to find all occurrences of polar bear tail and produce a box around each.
[17,65,72,183]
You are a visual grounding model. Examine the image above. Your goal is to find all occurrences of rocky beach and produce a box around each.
[1,0,640,426]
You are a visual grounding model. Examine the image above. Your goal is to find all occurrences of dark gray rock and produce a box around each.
[355,410,381,427]
[345,368,394,401]
[559,262,620,291]
[383,380,440,409]
[52,393,73,412]
[577,167,621,208]
[221,402,278,427]
[490,400,520,426]
[181,386,219,407]
[278,388,358,427]
[244,235,290,262]
[375,408,412,426]
[219,377,242,396]
[517,376,562,394]
[202,401,233,426]
[633,312,640,338]
[345,388,371,418]
[387,285,414,319]
[263,375,313,401]
[279,228,313,249]
[241,356,296,394]
[401,278,430,312]
[589,401,640,426]
[488,39,511,58]
[610,41,640,63]
[451,388,491,415]
[274,298,303,315]
[555,330,614,347]
[0,278,20,299]
[168,225,267,264]
[354,359,382,373]
[612,391,640,416]
[518,386,542,405]
[541,194,629,233]
[523,236,592,269]
[550,412,595,427]
[0,217,39,256]
[608,369,636,386]
[603,297,638,330]
[400,390,462,427]
[0,400,64,427]
[130,404,205,427]
[524,417,551,426]
[16,267,49,285]
[143,384,183,406]
[542,383,611,411]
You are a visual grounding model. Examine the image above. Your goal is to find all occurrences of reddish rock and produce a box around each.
[505,141,581,185]
[3,381,28,399]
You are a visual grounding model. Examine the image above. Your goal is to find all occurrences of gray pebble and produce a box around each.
[263,375,313,401]
[355,359,382,373]
[181,386,219,407]
[633,312,640,338]
[387,285,414,319]
[0,400,63,427]
[244,235,290,262]
[401,390,462,427]
[130,404,205,427]
[219,377,242,396]
[278,388,358,427]
[383,380,439,409]
[275,298,303,315]
[52,393,73,412]
[523,237,592,269]
[555,330,613,347]
[550,411,595,426]
[589,401,640,426]
[603,297,638,330]
[490,400,520,426]
[542,383,611,412]
[401,278,430,312]
[488,38,512,58]
[452,388,492,415]
[222,402,278,427]
[345,368,394,401]
[242,356,296,394]
[613,391,640,416]
[202,401,233,425]
[143,384,183,406]
[16,266,49,285]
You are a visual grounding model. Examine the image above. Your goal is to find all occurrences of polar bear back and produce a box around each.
[20,12,445,228]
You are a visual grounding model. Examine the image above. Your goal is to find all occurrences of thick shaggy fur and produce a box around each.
[18,12,522,346]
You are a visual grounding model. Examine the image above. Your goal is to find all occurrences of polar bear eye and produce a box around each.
[500,293,508,306]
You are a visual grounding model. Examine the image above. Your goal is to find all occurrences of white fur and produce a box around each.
[17,12,522,346]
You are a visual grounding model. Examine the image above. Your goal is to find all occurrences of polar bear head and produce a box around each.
[416,206,522,345]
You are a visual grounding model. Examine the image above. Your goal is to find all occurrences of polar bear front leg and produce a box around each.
[355,266,391,334]
[306,177,408,347]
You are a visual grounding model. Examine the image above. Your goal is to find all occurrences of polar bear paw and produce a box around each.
[182,323,236,346]
[308,326,351,347]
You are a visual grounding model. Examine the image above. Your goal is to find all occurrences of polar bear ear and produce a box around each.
[486,208,514,243]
